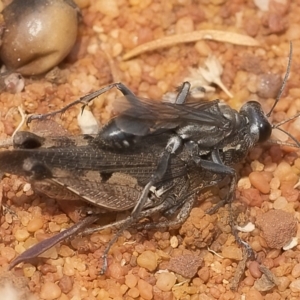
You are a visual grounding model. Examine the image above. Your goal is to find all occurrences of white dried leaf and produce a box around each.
[184,55,233,98]
[236,222,255,233]
[77,108,100,134]
[170,236,179,248]
[198,55,233,98]
[253,0,270,11]
[283,237,298,250]
[4,73,25,93]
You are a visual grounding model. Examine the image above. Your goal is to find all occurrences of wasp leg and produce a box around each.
[95,136,183,273]
[139,193,196,230]
[193,151,255,259]
[27,82,136,123]
[174,81,191,104]
[82,196,181,274]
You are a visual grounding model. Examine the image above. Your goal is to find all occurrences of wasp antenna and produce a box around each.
[271,126,300,148]
[272,111,300,129]
[266,41,293,118]
[267,139,300,148]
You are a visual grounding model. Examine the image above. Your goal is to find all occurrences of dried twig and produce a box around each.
[123,30,259,60]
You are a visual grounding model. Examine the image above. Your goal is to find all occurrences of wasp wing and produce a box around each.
[110,95,233,142]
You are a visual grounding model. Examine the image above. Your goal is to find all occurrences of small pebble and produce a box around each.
[175,16,194,34]
[238,177,251,189]
[168,254,203,278]
[95,0,119,18]
[277,276,290,292]
[73,0,90,9]
[58,275,73,294]
[273,196,288,209]
[290,279,300,292]
[58,245,75,257]
[40,282,62,300]
[127,287,139,298]
[198,267,210,283]
[155,272,176,292]
[0,247,16,262]
[108,262,124,279]
[137,250,157,271]
[221,246,242,260]
[0,0,79,75]
[210,286,221,298]
[27,218,43,232]
[23,183,32,192]
[137,279,153,300]
[256,210,297,249]
[249,172,270,194]
[245,289,263,300]
[125,273,138,288]
[270,177,280,190]
[291,263,300,278]
[15,229,30,242]
[273,161,292,181]
[286,23,300,40]
[23,264,36,278]
[170,236,179,248]
[248,261,262,278]
[48,222,61,233]
[250,160,264,172]
[269,189,281,201]
[257,73,282,99]
[244,276,255,286]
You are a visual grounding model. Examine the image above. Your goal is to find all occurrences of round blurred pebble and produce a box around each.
[137,279,153,300]
[249,171,270,194]
[245,289,263,300]
[14,229,30,242]
[289,279,300,292]
[155,272,176,292]
[0,0,79,75]
[137,250,157,271]
[27,217,43,232]
[221,246,243,260]
[125,273,138,288]
[40,282,62,300]
[248,261,262,278]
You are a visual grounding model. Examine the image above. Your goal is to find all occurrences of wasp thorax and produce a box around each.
[240,101,272,143]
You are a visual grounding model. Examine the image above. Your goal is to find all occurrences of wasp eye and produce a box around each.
[257,118,272,143]
[240,101,272,143]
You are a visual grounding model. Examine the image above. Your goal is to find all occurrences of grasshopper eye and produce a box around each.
[13,132,45,149]
[240,101,272,143]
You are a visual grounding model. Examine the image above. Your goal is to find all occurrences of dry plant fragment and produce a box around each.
[231,248,248,291]
[163,55,233,100]
[123,30,259,60]
[185,55,233,98]
[77,107,100,134]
